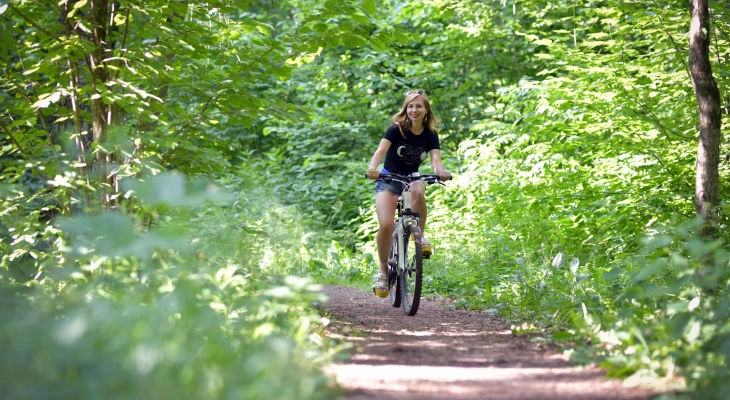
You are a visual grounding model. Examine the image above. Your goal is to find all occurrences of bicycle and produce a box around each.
[368,172,448,316]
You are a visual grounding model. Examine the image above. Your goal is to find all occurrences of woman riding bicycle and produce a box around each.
[366,90,452,298]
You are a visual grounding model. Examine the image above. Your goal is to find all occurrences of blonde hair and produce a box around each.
[391,92,439,138]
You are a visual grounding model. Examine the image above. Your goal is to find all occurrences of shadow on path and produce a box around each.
[322,285,661,400]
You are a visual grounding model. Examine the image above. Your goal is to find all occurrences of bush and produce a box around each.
[0,172,343,400]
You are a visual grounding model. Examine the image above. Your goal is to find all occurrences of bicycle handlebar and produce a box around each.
[364,172,452,184]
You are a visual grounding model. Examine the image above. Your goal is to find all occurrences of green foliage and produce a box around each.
[1,171,345,399]
[3,0,730,398]
[558,218,730,399]
[1,0,397,397]
[292,0,730,397]
[0,276,335,400]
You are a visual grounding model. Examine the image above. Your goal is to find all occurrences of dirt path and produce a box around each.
[321,285,660,400]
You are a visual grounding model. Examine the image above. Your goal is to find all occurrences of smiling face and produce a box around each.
[393,92,437,137]
[407,97,427,126]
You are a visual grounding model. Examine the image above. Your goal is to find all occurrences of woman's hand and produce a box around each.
[366,168,380,180]
[430,150,451,181]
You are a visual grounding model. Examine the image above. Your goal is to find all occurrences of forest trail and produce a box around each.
[321,285,660,400]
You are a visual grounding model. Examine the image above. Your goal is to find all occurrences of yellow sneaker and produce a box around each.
[372,273,389,298]
[421,236,432,258]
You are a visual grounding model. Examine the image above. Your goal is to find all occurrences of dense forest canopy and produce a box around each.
[1,0,729,398]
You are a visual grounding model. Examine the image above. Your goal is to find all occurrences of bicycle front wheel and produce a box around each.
[389,235,401,308]
[400,224,423,316]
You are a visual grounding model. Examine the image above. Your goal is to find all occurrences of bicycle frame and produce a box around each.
[368,171,447,316]
[395,187,420,273]
[378,172,443,266]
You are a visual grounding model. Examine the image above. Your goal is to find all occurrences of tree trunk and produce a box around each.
[689,0,722,234]
[90,0,108,145]
[90,0,110,206]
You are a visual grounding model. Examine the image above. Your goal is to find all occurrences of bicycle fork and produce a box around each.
[394,191,419,273]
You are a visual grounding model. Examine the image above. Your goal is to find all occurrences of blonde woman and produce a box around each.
[366,90,451,298]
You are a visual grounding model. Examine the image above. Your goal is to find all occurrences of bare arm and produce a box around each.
[367,139,392,179]
[430,149,451,180]
[368,139,391,169]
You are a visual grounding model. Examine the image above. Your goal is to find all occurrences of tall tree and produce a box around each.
[689,0,723,232]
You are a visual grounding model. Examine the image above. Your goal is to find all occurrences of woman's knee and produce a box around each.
[411,185,426,206]
[411,182,425,197]
[378,219,395,233]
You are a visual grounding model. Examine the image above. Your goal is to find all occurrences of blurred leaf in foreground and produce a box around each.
[121,172,234,209]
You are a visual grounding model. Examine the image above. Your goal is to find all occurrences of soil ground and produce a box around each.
[321,285,661,400]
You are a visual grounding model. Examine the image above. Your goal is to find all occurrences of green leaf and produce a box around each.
[603,267,623,281]
[178,40,195,52]
[32,91,62,109]
[343,33,367,48]
[352,13,368,25]
[263,286,294,299]
[186,32,201,46]
[393,31,410,44]
[362,0,376,15]
[667,301,689,316]
[256,23,272,36]
[78,22,91,33]
[168,2,187,15]
[552,331,574,342]
[57,212,187,259]
[121,172,232,209]
[23,67,40,76]
[113,12,127,25]
[228,30,241,40]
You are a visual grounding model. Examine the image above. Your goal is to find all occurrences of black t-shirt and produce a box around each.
[382,124,440,174]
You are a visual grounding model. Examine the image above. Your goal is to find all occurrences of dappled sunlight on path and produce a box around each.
[322,286,660,400]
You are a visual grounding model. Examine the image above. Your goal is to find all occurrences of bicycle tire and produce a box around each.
[401,224,423,316]
[389,236,401,308]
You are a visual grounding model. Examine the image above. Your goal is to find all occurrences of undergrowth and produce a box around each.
[0,171,346,400]
[297,159,730,399]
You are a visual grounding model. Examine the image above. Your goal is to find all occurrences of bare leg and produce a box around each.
[375,191,398,275]
[410,181,427,236]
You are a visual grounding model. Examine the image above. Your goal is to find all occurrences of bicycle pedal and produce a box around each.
[422,245,432,258]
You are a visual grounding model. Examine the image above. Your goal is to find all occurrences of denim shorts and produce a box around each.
[375,178,405,196]
[375,168,414,196]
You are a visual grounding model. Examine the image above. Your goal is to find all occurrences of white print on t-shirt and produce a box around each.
[396,145,427,166]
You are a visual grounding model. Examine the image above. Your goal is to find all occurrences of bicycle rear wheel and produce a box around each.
[389,236,401,308]
[401,224,423,316]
